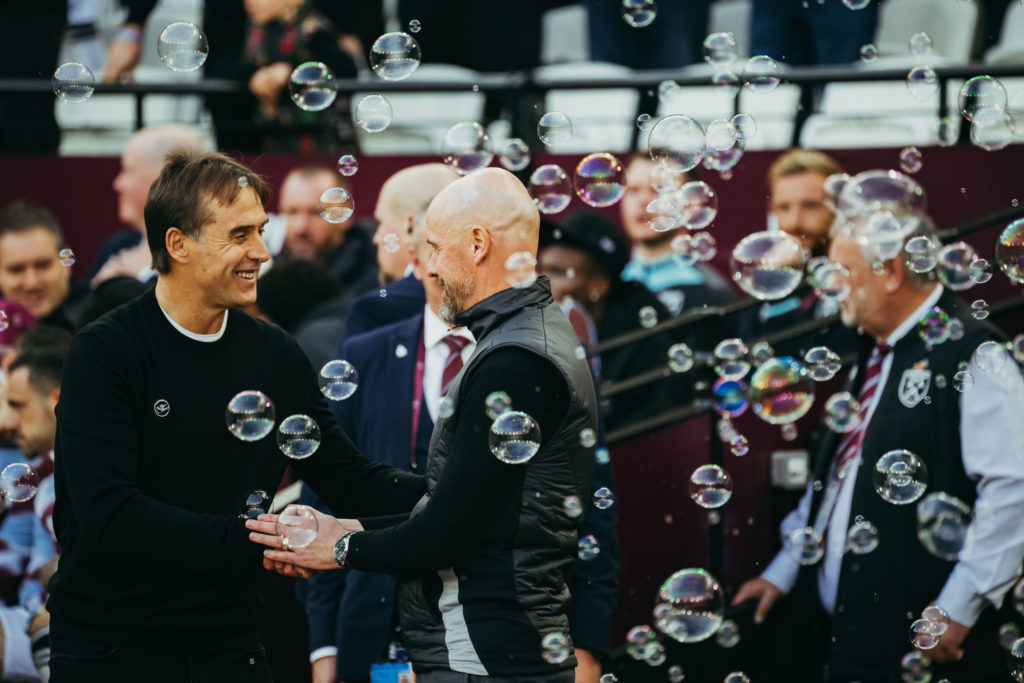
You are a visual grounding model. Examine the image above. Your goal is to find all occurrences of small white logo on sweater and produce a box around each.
[154,399,170,417]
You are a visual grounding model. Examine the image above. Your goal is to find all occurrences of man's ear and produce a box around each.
[47,386,60,416]
[468,226,490,265]
[166,227,189,265]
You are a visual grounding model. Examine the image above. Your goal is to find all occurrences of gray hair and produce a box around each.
[832,208,939,291]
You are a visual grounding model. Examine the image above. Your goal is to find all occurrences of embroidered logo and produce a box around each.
[154,399,170,417]
[898,369,930,408]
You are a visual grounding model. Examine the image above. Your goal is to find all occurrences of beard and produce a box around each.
[438,274,475,325]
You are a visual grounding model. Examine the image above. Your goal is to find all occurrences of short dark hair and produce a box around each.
[145,148,270,274]
[0,201,65,248]
[9,325,73,396]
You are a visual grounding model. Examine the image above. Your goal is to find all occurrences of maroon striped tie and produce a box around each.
[833,343,892,473]
[440,335,470,397]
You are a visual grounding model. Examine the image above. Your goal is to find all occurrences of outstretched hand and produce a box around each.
[246,510,363,576]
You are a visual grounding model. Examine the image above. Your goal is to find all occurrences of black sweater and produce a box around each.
[48,288,426,651]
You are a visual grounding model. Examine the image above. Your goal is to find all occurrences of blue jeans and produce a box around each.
[751,0,880,65]
[49,639,273,683]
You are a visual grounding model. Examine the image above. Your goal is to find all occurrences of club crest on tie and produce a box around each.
[898,368,931,408]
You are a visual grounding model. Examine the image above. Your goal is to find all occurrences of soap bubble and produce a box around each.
[713,378,748,417]
[578,534,600,560]
[921,605,950,635]
[593,486,615,510]
[318,187,354,224]
[953,369,975,392]
[668,666,685,683]
[288,62,337,112]
[899,146,923,174]
[908,32,932,56]
[689,464,733,509]
[675,181,718,229]
[498,138,531,171]
[712,69,741,96]
[716,620,740,648]
[873,450,928,505]
[0,463,38,503]
[538,111,573,146]
[636,113,653,131]
[846,519,879,554]
[703,32,738,67]
[702,138,744,174]
[906,65,939,101]
[843,0,870,8]
[692,233,717,262]
[974,340,1010,374]
[485,392,513,420]
[505,251,538,288]
[369,32,421,81]
[825,392,862,433]
[408,19,421,33]
[442,122,493,175]
[714,338,750,380]
[226,390,276,441]
[751,341,774,364]
[52,62,94,102]
[860,43,878,62]
[910,619,941,650]
[730,113,758,140]
[157,22,208,72]
[639,305,658,328]
[823,173,850,205]
[724,674,750,683]
[811,261,851,301]
[937,115,958,146]
[646,196,678,233]
[382,233,401,254]
[787,526,824,565]
[804,346,842,381]
[705,118,738,151]
[541,632,572,664]
[438,396,455,419]
[622,0,657,27]
[648,115,705,172]
[320,360,358,400]
[730,434,750,456]
[528,165,572,214]
[489,411,542,464]
[835,169,925,219]
[625,625,656,659]
[904,235,939,273]
[337,154,358,177]
[654,568,724,643]
[671,233,697,264]
[354,94,393,133]
[595,447,610,465]
[971,299,989,320]
[958,76,1007,125]
[668,343,695,373]
[277,415,321,459]
[935,241,979,291]
[917,492,971,560]
[1012,638,1024,682]
[579,428,597,448]
[748,357,814,425]
[275,504,318,548]
[574,153,626,207]
[743,55,781,94]
[730,231,807,301]
[971,111,1015,151]
[1000,623,1022,650]
[969,258,993,284]
[59,248,76,267]
[563,495,583,518]
[901,651,932,683]
[996,219,1024,284]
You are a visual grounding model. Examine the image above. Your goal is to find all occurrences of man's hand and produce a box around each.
[574,648,601,683]
[246,510,364,574]
[103,33,143,83]
[923,617,969,663]
[312,654,336,683]
[731,577,784,624]
[248,62,292,108]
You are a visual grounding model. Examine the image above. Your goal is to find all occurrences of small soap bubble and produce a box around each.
[910,619,940,650]
[319,360,359,400]
[59,248,76,267]
[901,651,932,683]
[574,153,626,208]
[337,154,358,177]
[714,338,750,380]
[921,605,950,635]
[648,114,705,172]
[825,392,862,433]
[52,62,95,102]
[0,311,9,332]
[968,258,994,285]
[908,32,932,56]
[442,121,493,176]
[289,62,337,112]
[937,116,957,146]
[917,493,970,560]
[846,519,879,554]
[600,675,618,683]
[953,369,974,392]
[275,504,318,548]
[438,396,455,419]
[318,187,354,224]
[730,434,749,456]
[537,111,573,146]
[636,113,654,131]
[579,429,597,448]
[0,463,38,503]
[919,307,950,346]
[505,251,538,288]
[713,378,748,418]
[971,299,989,319]
[595,447,611,465]
[843,0,871,8]
[899,146,923,174]
[277,414,321,459]
[860,43,878,62]
[676,181,719,229]
[379,289,387,298]
[157,22,209,72]
[974,340,1009,374]
[354,94,394,133]
[689,464,733,509]
[750,341,774,364]
[655,567,725,643]
[541,632,572,664]
[730,113,757,140]
[787,526,824,565]
[498,138,530,172]
[639,306,659,328]
[485,391,513,420]
[563,495,583,518]
[906,65,939,101]
[382,233,401,253]
[226,390,276,441]
[724,673,750,683]
[716,619,740,648]
[804,346,842,381]
[668,667,685,683]
[408,19,421,33]
[1000,623,1022,650]
[781,422,799,441]
[668,343,695,373]
[622,0,657,27]
[743,55,781,94]
[370,32,422,81]
[904,235,939,273]
[958,76,1007,125]
[705,118,738,151]
[528,165,572,214]
[996,219,1024,284]
[593,486,615,510]
[489,411,541,464]
[578,534,600,560]
[873,450,928,505]
[703,32,738,67]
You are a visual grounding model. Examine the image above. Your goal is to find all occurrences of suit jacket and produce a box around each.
[340,273,425,342]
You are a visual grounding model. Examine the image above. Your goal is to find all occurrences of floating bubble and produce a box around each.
[579,428,597,448]
[812,261,852,302]
[593,486,615,510]
[788,526,824,565]
[408,19,421,33]
[804,346,842,381]
[904,235,939,273]
[528,165,572,214]
[730,231,806,301]
[485,391,513,420]
[712,69,740,96]
[705,118,738,151]
[226,390,276,441]
[625,625,656,660]
[595,447,610,465]
[917,492,971,560]
[846,519,879,554]
[714,338,750,380]
[935,241,979,291]
[921,605,950,635]
[354,94,393,133]
[289,62,337,112]
[860,43,878,62]
[648,115,705,172]
[906,65,939,101]
[438,396,455,419]
[578,534,600,560]
[749,357,814,425]
[689,465,733,509]
[538,111,573,146]
[636,113,654,132]
[997,219,1024,284]
[969,258,993,284]
[320,360,359,400]
[157,22,208,72]
[743,55,781,94]
[277,414,321,459]
[958,76,1007,125]
[899,146,923,174]
[622,0,657,27]
[52,62,95,103]
[713,378,748,417]
[730,434,750,456]
[825,391,862,433]
[676,181,718,229]
[655,568,724,643]
[971,299,989,320]
[668,666,685,683]
[725,674,750,683]
[505,251,538,288]
[703,32,738,67]
[668,343,695,373]
[59,248,76,267]
[948,318,965,341]
[646,643,667,666]
[953,369,975,392]
[646,196,678,233]
[730,113,758,140]
[901,651,932,683]
[382,232,401,254]
[574,153,626,208]
[564,495,583,518]
[319,187,354,224]
[910,619,940,650]
[1001,623,1022,650]
[975,340,1010,374]
[702,138,744,174]
[716,619,740,648]
[639,305,659,328]
[369,32,422,81]
[971,110,1015,151]
[337,154,358,177]
[751,341,774,364]
[671,233,696,265]
[442,122,493,175]
[836,169,926,219]
[823,173,850,204]
[275,504,318,548]
[541,632,572,664]
[937,116,957,146]
[489,411,541,464]
[873,450,928,505]
[843,0,871,8]
[691,232,717,262]
[0,463,38,503]
[908,32,932,56]
[498,138,530,172]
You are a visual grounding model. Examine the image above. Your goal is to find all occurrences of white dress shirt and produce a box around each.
[762,285,1024,627]
[421,304,476,422]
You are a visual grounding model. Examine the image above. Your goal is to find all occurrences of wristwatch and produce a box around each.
[334,531,358,568]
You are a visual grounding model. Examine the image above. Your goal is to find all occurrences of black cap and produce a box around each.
[539,211,629,281]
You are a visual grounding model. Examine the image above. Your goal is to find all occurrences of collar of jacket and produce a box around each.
[455,275,554,342]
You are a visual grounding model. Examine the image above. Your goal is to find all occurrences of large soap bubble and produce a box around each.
[52,62,95,103]
[157,22,209,72]
[226,390,276,441]
[648,115,705,172]
[289,62,337,112]
[528,165,573,214]
[873,450,928,505]
[730,231,807,301]
[748,357,814,425]
[574,153,626,208]
[654,568,724,643]
[441,122,493,175]
[369,32,422,80]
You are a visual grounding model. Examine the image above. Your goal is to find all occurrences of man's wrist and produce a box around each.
[333,530,358,568]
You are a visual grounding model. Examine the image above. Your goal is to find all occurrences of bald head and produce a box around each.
[114,124,205,230]
[423,168,541,324]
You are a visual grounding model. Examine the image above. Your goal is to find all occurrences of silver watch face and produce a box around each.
[334,536,347,565]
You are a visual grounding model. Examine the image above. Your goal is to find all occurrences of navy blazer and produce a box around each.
[340,273,425,342]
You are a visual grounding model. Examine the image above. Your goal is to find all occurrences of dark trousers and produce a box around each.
[416,670,575,683]
[50,640,273,683]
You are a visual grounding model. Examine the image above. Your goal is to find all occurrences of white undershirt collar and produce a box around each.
[159,305,228,343]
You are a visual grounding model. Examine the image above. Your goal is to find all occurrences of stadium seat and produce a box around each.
[535,61,639,153]
[874,0,978,62]
[541,4,590,65]
[985,2,1024,65]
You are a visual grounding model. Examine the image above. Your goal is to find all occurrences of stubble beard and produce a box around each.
[438,275,475,325]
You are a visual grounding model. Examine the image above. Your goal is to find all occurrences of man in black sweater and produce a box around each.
[249,169,600,682]
[48,149,427,682]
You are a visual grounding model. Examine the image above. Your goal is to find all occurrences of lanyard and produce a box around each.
[410,331,426,472]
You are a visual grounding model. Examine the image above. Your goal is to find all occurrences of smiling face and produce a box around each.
[0,227,70,319]
[771,171,834,253]
[828,232,885,333]
[425,219,475,325]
